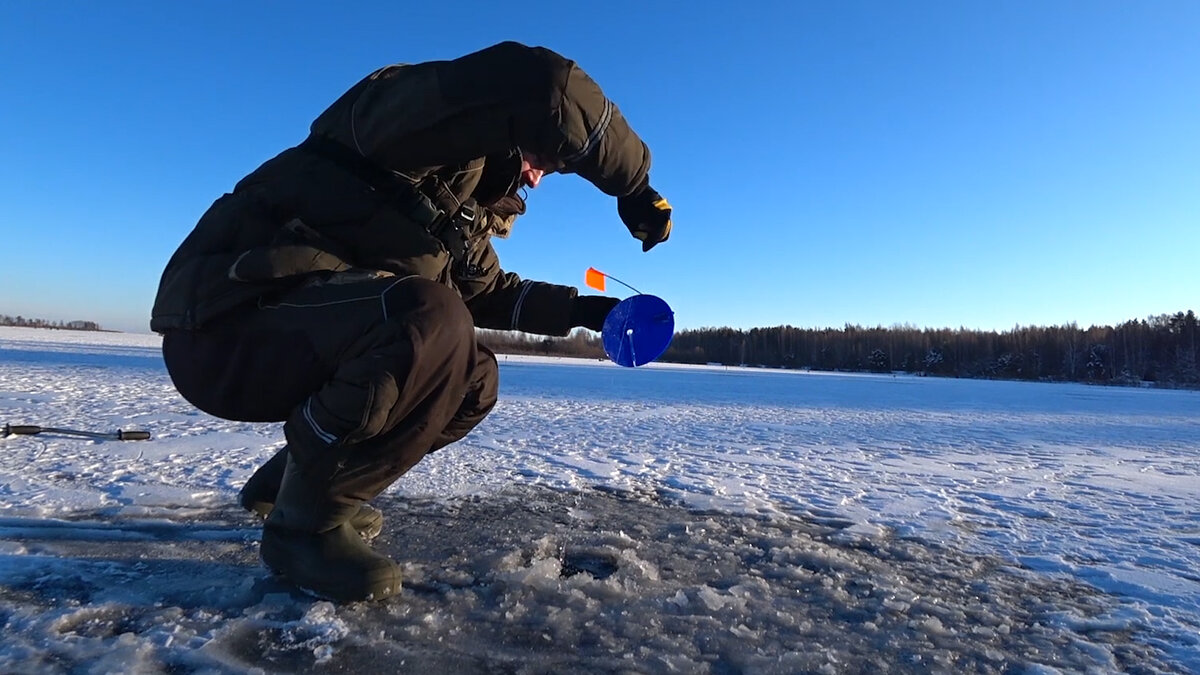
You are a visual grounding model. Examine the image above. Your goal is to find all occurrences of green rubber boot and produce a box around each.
[260,457,402,603]
[240,447,383,540]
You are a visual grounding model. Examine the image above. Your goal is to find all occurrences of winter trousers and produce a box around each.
[162,275,499,502]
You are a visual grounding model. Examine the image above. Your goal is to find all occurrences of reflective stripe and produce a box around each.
[259,274,418,317]
[561,97,612,165]
[303,399,339,445]
[511,280,534,330]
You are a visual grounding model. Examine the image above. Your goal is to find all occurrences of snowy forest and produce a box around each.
[480,310,1200,389]
[0,315,103,331]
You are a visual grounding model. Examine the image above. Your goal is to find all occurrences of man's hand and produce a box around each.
[618,182,672,252]
[570,295,620,332]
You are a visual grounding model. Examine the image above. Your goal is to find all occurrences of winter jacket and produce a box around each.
[150,41,651,336]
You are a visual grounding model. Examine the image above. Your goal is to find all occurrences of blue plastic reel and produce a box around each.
[601,294,675,367]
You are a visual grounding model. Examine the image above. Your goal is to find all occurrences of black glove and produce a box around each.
[618,181,673,252]
[570,295,620,332]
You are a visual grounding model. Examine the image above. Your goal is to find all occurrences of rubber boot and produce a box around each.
[238,447,289,518]
[240,447,383,540]
[260,456,402,602]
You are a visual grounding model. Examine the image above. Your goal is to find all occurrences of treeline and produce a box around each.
[662,311,1199,388]
[477,329,607,360]
[0,315,104,331]
[480,311,1200,389]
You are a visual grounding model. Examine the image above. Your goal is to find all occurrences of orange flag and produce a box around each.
[585,267,607,292]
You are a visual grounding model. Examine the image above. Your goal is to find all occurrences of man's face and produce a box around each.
[520,154,549,189]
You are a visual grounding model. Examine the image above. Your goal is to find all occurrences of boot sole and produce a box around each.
[262,558,402,602]
[260,527,402,603]
[262,561,400,602]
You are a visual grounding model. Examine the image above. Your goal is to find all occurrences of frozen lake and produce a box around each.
[0,326,1197,673]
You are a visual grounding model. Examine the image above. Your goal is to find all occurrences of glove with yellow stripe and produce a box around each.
[618,180,673,252]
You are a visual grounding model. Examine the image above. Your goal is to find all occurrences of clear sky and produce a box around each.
[1,1,1196,334]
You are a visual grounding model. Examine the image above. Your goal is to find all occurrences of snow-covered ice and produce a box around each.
[0,326,1197,673]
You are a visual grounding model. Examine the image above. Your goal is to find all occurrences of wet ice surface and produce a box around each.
[0,327,1198,673]
[0,487,1174,673]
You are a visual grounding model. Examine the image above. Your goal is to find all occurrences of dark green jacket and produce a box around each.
[150,41,651,336]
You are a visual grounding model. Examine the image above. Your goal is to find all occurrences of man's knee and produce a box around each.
[382,278,474,348]
[284,278,487,467]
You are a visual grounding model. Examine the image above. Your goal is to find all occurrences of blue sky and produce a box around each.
[1,2,1196,334]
